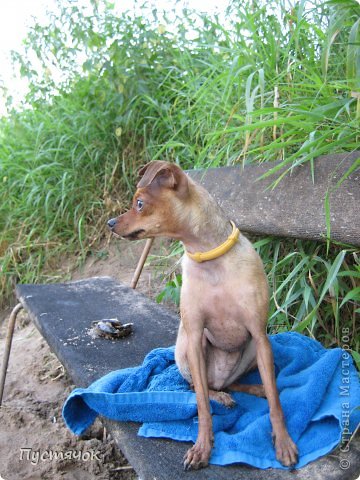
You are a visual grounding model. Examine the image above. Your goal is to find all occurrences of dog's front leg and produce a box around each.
[182,315,213,470]
[253,333,298,467]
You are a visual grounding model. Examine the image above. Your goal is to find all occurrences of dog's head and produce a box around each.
[107,161,190,240]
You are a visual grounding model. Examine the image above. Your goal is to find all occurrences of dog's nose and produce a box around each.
[107,218,117,229]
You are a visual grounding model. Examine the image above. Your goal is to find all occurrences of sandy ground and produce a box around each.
[0,238,179,480]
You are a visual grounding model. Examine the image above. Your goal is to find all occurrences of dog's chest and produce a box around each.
[201,288,251,346]
[181,255,263,349]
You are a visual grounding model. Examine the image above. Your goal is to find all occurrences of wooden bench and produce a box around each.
[189,151,359,246]
[1,152,359,480]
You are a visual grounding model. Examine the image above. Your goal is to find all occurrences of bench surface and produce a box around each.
[188,152,360,246]
[15,277,360,480]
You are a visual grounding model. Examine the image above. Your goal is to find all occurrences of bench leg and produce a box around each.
[0,302,23,406]
[130,238,154,289]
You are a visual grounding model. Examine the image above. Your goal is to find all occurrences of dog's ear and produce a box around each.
[137,161,174,188]
[137,161,188,196]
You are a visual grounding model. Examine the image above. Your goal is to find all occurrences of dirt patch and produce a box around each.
[0,238,179,480]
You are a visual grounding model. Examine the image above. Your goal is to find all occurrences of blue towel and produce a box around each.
[63,332,360,469]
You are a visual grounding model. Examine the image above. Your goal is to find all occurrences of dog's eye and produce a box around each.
[136,199,144,211]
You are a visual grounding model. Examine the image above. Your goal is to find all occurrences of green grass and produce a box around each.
[0,0,359,358]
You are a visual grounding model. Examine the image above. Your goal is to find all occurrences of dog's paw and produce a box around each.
[183,441,211,471]
[209,390,236,408]
[274,432,298,467]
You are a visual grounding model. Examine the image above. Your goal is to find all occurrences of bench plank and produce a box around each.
[15,277,360,480]
[188,152,360,246]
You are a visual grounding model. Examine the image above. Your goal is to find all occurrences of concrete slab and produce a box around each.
[15,277,360,480]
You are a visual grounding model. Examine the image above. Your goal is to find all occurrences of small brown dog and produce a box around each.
[108,161,298,470]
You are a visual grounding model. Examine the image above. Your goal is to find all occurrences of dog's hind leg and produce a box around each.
[228,383,266,398]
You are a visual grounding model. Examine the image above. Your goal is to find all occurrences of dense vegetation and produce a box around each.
[0,0,359,360]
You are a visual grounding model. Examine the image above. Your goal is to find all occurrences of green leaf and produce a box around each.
[347,17,360,90]
[350,350,360,371]
[318,250,346,304]
[340,286,360,308]
[325,191,331,254]
[295,250,346,332]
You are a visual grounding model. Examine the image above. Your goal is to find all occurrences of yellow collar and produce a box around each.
[186,221,240,263]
